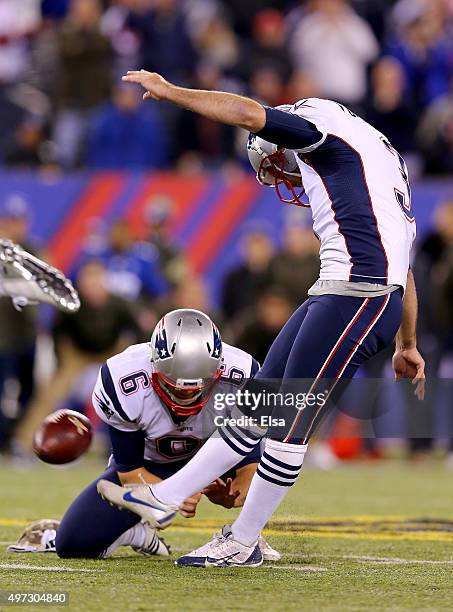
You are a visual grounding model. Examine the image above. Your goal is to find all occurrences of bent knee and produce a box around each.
[55,530,101,559]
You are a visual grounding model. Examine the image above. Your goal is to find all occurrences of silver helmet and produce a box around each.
[150,309,223,416]
[246,105,306,207]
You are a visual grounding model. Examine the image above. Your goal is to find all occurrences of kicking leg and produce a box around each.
[230,292,402,548]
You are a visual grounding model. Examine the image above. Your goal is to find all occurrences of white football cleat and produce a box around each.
[132,522,171,557]
[175,530,279,567]
[175,531,282,567]
[258,535,282,561]
[96,479,178,529]
[177,525,263,568]
[174,530,224,567]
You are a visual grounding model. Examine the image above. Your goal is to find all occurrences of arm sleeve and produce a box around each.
[250,357,260,378]
[255,106,327,153]
[108,426,145,472]
[92,364,139,432]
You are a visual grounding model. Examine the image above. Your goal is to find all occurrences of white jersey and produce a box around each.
[287,98,416,289]
[92,342,258,465]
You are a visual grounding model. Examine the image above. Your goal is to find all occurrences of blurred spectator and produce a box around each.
[85,83,168,169]
[77,220,168,302]
[222,0,286,38]
[221,229,275,321]
[410,201,453,460]
[127,0,197,83]
[286,70,319,102]
[267,224,320,306]
[53,0,112,167]
[418,201,453,351]
[176,62,236,166]
[234,286,295,365]
[0,195,38,456]
[244,9,292,81]
[18,260,138,449]
[290,0,379,106]
[350,0,389,42]
[100,1,140,79]
[144,196,187,288]
[194,14,241,74]
[0,0,41,84]
[53,260,138,355]
[0,89,25,159]
[386,0,452,112]
[412,196,453,458]
[163,272,213,315]
[4,117,49,169]
[416,77,453,174]
[249,66,285,107]
[364,57,417,154]
[157,271,220,333]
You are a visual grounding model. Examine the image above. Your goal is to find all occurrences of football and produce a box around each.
[32,410,93,465]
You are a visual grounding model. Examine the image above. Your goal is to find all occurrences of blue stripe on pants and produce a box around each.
[256,290,403,443]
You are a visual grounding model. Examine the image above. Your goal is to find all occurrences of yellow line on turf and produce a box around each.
[170,525,453,542]
[169,518,453,543]
[2,516,453,543]
[0,519,30,527]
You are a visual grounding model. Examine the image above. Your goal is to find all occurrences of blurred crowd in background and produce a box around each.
[1,0,453,175]
[1,0,453,466]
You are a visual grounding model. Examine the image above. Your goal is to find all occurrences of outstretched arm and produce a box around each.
[392,269,425,399]
[121,70,324,148]
[122,70,266,132]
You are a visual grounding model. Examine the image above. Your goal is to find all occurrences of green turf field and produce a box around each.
[0,459,452,612]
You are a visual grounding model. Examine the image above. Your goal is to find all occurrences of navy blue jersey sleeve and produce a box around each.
[108,426,145,472]
[250,358,260,378]
[255,106,326,152]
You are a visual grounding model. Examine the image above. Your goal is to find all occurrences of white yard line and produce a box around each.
[345,555,453,565]
[0,563,102,572]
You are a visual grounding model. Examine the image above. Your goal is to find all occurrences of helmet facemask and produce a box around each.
[151,370,221,418]
[257,148,308,207]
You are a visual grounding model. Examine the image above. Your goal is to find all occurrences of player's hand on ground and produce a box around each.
[202,478,241,509]
[179,492,202,518]
[392,347,426,400]
[122,70,170,100]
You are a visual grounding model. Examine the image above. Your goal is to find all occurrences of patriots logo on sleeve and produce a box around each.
[94,389,114,419]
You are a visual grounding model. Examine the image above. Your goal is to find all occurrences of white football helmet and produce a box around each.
[246,105,307,207]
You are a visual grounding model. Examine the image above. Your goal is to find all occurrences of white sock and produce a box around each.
[231,439,307,546]
[153,426,262,506]
[102,522,146,558]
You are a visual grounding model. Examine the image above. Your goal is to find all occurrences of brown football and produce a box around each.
[33,409,93,465]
